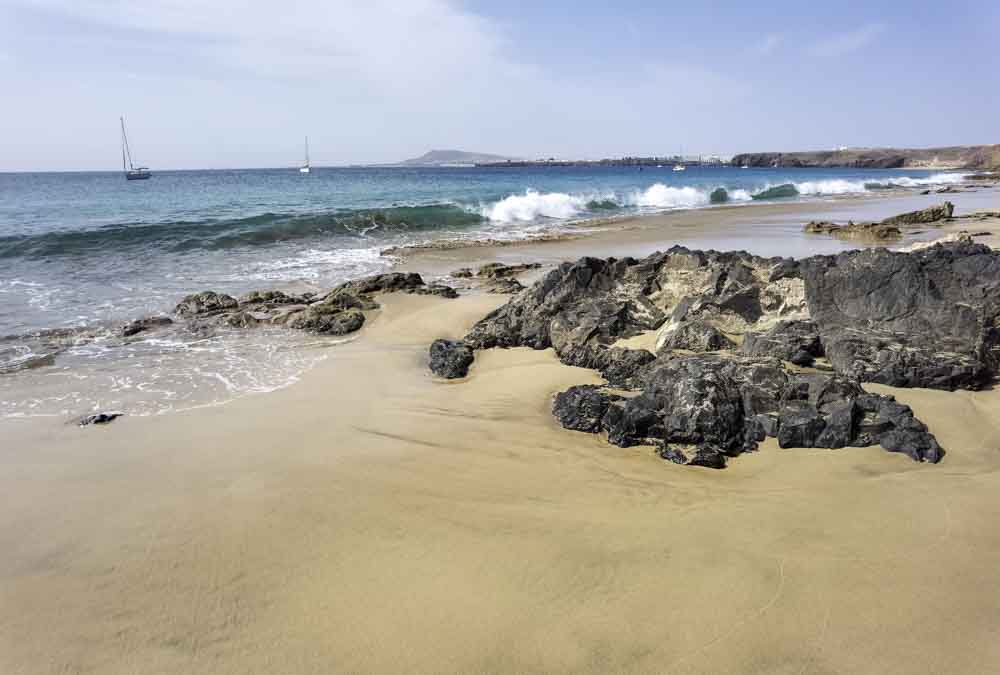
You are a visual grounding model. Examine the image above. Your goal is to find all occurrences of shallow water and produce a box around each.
[0,165,974,418]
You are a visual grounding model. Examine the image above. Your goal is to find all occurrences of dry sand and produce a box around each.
[4,291,1000,674]
[4,188,1000,674]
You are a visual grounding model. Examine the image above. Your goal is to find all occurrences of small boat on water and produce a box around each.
[673,164,686,172]
[300,136,311,174]
[120,116,151,180]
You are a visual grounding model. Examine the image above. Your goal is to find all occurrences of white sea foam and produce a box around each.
[631,184,711,209]
[482,190,593,222]
[793,179,869,195]
[882,172,968,187]
[224,246,390,283]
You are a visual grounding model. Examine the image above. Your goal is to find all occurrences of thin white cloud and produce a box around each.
[754,34,781,55]
[0,0,753,168]
[810,23,886,57]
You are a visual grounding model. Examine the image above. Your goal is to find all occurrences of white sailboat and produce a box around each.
[120,116,151,180]
[300,136,311,174]
[673,148,686,172]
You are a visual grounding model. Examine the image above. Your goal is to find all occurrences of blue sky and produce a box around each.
[1,0,997,170]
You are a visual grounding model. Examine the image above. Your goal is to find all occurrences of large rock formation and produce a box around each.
[801,241,1000,389]
[431,240,1000,468]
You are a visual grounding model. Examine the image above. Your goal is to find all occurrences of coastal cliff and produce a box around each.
[731,144,1000,170]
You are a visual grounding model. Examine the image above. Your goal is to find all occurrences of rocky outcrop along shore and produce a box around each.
[432,239,1000,468]
[172,272,458,337]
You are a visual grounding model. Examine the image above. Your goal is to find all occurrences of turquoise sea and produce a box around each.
[0,165,969,417]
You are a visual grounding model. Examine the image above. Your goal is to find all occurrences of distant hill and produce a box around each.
[396,149,520,167]
[731,144,1000,170]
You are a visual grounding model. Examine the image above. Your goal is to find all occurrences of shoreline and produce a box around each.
[4,183,1000,673]
[6,286,1000,672]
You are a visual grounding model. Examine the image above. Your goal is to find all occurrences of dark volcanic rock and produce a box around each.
[552,385,620,432]
[881,201,954,226]
[332,272,427,296]
[552,354,942,466]
[687,446,728,469]
[435,242,1000,467]
[802,241,1000,389]
[289,306,365,335]
[429,339,475,379]
[659,320,735,352]
[78,412,122,426]
[120,316,173,337]
[741,320,823,366]
[556,345,656,387]
[175,291,239,316]
[326,272,457,300]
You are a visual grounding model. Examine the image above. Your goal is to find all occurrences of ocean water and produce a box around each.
[0,165,968,418]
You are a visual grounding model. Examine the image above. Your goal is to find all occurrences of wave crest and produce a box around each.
[482,190,589,222]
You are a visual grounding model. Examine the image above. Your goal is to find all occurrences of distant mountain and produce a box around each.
[396,149,520,166]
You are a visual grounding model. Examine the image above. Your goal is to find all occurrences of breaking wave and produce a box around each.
[481,190,589,222]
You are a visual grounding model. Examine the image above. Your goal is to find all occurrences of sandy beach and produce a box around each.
[4,188,1000,674]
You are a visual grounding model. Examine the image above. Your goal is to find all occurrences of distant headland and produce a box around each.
[378,144,1000,171]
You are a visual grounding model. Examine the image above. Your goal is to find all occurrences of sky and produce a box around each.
[1,0,998,171]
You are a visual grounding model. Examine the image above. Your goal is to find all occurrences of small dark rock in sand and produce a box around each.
[429,339,475,379]
[78,412,123,426]
[120,316,173,337]
[552,385,621,432]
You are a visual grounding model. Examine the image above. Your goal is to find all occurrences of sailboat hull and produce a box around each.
[126,170,151,180]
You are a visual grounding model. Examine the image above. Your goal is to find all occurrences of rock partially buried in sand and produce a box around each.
[429,339,475,379]
[803,220,902,241]
[880,201,954,226]
[78,412,123,426]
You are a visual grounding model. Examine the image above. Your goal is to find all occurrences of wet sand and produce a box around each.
[4,187,1000,673]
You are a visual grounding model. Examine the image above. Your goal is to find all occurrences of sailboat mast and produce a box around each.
[305,136,310,167]
[120,116,135,170]
[121,118,127,172]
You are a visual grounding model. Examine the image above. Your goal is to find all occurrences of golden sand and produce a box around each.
[4,289,1000,674]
